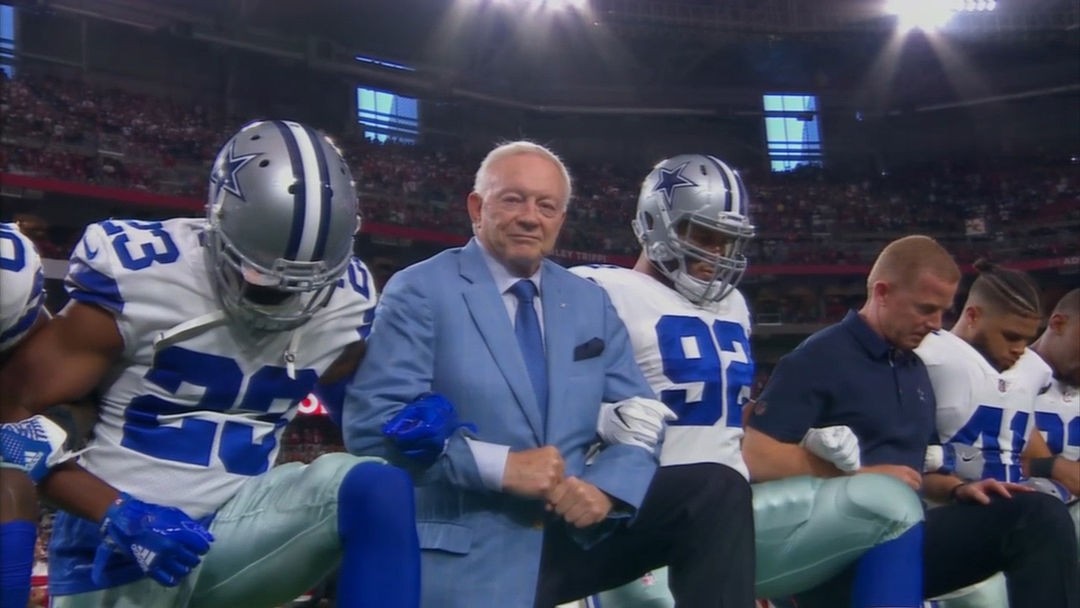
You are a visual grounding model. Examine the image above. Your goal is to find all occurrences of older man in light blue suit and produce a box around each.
[344,141,755,608]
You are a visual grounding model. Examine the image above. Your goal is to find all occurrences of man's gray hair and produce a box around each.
[473,140,573,207]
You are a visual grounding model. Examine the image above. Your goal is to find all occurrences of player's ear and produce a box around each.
[1047,311,1067,334]
[963,305,982,326]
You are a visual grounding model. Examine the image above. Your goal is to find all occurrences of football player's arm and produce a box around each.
[0,302,122,419]
[743,427,847,481]
[1022,428,1080,495]
[38,461,121,522]
[742,352,843,481]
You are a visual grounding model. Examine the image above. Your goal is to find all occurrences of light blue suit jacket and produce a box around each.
[343,239,658,607]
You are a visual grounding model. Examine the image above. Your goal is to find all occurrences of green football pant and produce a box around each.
[595,473,925,607]
[53,453,384,608]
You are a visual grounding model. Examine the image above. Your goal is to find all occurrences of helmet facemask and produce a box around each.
[206,226,344,332]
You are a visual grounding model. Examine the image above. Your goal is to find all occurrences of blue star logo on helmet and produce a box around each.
[652,161,697,208]
[211,140,259,203]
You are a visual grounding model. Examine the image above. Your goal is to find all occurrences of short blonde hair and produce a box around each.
[473,140,573,207]
[867,235,960,293]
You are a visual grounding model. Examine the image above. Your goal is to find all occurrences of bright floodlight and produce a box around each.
[886,0,956,32]
[491,0,588,11]
[886,0,997,32]
[547,0,588,9]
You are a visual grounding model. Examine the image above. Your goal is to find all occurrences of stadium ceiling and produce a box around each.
[23,0,1080,114]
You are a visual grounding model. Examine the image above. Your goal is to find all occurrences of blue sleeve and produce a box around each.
[341,270,486,491]
[579,290,659,512]
[747,347,828,443]
[65,225,124,315]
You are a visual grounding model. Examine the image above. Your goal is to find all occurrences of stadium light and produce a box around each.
[886,0,956,32]
[490,0,589,12]
[885,0,996,33]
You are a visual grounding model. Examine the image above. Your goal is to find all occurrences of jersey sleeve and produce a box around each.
[0,224,46,352]
[335,257,378,341]
[65,222,126,316]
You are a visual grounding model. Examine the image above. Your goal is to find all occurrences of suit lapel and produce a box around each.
[459,241,544,442]
[540,262,572,440]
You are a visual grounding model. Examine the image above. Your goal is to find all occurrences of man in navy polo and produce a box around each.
[743,235,1079,608]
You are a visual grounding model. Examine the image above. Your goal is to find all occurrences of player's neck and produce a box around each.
[633,253,668,286]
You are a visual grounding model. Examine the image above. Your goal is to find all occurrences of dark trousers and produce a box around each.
[534,463,755,608]
[795,492,1079,608]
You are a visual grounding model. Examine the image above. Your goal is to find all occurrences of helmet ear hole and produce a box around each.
[259,159,269,168]
[641,211,655,231]
[649,242,672,261]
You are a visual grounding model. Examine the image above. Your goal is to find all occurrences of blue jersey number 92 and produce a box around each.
[655,315,754,428]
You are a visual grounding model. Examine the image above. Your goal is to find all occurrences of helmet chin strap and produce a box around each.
[153,311,229,351]
[153,310,307,380]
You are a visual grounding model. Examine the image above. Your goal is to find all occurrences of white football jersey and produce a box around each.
[0,222,45,353]
[916,331,1051,482]
[571,265,752,478]
[65,218,376,517]
[1033,376,1080,462]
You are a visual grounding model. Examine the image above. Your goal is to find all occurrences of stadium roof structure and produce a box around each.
[22,0,1080,115]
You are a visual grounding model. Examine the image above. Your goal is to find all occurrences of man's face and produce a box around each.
[467,153,567,277]
[880,271,958,350]
[679,221,733,282]
[967,309,1041,372]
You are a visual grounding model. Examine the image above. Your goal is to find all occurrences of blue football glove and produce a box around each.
[92,493,214,588]
[0,415,74,483]
[382,393,477,466]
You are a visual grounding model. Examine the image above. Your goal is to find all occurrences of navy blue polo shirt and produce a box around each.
[748,310,937,472]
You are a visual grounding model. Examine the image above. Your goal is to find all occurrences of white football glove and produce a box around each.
[801,425,861,472]
[597,397,677,451]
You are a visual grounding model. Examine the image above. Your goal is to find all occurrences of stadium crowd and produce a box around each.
[2,73,1077,269]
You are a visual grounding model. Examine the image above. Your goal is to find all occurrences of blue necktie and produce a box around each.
[509,280,548,415]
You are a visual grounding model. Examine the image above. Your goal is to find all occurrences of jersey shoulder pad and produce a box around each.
[568,263,627,286]
[914,330,952,366]
[65,219,194,315]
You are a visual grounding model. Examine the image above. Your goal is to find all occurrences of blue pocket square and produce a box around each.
[573,338,605,361]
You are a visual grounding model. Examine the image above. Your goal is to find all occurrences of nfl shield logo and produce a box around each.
[998,379,1008,393]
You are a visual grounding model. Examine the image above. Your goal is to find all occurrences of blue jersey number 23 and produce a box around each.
[656,315,754,427]
[122,346,317,476]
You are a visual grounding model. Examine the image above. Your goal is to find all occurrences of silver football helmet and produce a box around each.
[205,120,359,331]
[633,154,755,304]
